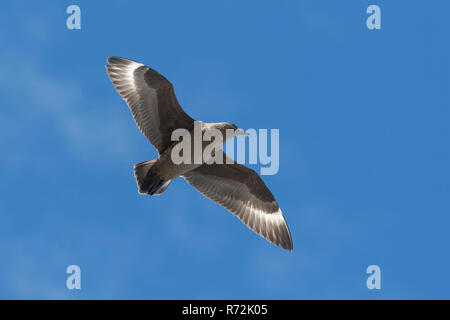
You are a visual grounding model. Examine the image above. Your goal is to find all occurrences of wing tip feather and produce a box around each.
[256,209,293,252]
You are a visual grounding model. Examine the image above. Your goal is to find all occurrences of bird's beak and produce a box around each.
[235,129,249,136]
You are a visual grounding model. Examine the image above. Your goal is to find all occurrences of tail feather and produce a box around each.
[133,160,172,195]
[134,160,156,194]
[152,179,172,195]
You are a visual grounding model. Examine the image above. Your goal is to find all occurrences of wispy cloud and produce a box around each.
[0,49,143,167]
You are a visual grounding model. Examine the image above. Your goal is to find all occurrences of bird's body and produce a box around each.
[151,121,237,180]
[106,57,293,251]
[151,140,201,180]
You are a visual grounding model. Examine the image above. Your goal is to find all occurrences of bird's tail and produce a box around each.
[134,160,172,195]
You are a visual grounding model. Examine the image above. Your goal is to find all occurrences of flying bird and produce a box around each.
[105,57,293,251]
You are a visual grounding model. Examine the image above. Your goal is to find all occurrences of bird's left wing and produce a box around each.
[106,57,194,154]
[183,152,293,251]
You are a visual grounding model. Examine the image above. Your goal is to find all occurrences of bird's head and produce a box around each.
[204,122,249,140]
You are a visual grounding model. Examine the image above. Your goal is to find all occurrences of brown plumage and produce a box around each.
[106,57,293,251]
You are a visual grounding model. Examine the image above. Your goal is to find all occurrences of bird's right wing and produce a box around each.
[183,152,293,251]
[106,57,194,154]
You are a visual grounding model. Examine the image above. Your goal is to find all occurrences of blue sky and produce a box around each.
[0,1,449,299]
